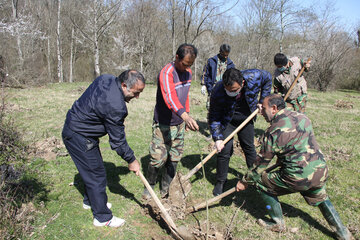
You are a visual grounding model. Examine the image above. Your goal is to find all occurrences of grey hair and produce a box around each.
[118,70,145,89]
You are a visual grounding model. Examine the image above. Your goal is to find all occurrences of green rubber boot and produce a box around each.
[318,199,352,240]
[257,191,285,232]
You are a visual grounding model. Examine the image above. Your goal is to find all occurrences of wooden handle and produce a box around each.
[181,109,259,183]
[138,171,178,231]
[284,57,312,101]
[187,187,237,213]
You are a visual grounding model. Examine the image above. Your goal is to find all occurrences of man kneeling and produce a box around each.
[236,94,352,240]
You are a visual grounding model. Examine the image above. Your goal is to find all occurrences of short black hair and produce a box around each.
[220,44,231,53]
[118,69,145,89]
[176,43,198,60]
[266,94,285,110]
[274,53,288,66]
[222,68,243,87]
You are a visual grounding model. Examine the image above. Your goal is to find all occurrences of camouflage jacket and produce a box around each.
[273,57,308,101]
[246,109,328,187]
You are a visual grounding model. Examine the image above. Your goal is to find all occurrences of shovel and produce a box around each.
[186,163,281,213]
[139,171,194,240]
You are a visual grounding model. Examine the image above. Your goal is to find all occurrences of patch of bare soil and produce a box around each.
[143,172,229,240]
[326,148,351,162]
[190,98,202,106]
[3,103,30,113]
[334,100,354,109]
[28,136,67,160]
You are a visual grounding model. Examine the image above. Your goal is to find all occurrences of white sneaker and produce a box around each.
[83,202,112,210]
[93,216,125,227]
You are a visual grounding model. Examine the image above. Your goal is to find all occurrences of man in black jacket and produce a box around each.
[62,70,145,227]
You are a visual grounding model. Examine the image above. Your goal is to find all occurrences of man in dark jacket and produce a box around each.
[201,44,235,109]
[62,70,145,227]
[208,68,272,196]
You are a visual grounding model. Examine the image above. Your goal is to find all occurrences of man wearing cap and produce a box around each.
[273,53,310,113]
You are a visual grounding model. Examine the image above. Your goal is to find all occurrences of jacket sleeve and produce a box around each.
[208,87,226,141]
[273,77,284,95]
[228,60,235,69]
[203,59,213,94]
[259,71,273,103]
[159,66,186,117]
[103,111,136,163]
[245,131,276,183]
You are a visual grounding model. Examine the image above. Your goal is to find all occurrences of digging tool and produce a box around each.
[139,171,194,240]
[186,163,281,213]
[181,109,259,184]
[186,187,237,213]
[284,57,312,100]
[168,109,260,200]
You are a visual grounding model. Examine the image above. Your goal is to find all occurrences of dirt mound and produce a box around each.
[334,100,354,109]
[190,98,202,106]
[29,136,67,160]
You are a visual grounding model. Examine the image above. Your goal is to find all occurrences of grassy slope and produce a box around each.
[6,82,360,240]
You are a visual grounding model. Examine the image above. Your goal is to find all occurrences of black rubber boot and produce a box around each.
[257,191,285,232]
[160,161,178,198]
[142,164,159,200]
[318,199,352,240]
[212,181,226,196]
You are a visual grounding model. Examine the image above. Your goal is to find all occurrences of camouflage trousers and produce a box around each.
[149,122,185,168]
[255,165,329,206]
[286,93,307,113]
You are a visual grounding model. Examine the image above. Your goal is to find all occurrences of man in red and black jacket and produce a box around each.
[143,43,199,199]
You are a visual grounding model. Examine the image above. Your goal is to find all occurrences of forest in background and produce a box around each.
[0,0,360,91]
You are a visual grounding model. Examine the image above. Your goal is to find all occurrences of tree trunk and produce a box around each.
[279,1,284,53]
[94,3,100,78]
[171,0,176,57]
[69,26,74,83]
[11,0,24,69]
[56,0,63,83]
[47,37,51,82]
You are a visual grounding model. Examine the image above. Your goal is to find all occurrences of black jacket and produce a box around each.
[65,74,135,163]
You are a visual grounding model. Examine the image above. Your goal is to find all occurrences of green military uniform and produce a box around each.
[243,106,351,239]
[274,57,308,113]
[149,122,185,168]
[246,108,328,205]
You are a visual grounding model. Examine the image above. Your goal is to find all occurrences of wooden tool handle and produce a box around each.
[181,109,259,182]
[187,187,237,213]
[284,57,312,101]
[138,171,178,230]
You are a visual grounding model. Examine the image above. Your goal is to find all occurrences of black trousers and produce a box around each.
[62,124,112,222]
[216,119,256,182]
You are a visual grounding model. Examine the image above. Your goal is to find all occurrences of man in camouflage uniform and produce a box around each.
[236,94,352,240]
[143,44,199,199]
[273,53,310,113]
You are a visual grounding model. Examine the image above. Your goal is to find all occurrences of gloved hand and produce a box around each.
[201,85,207,95]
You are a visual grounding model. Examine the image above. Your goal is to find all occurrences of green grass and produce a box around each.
[5,82,360,239]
